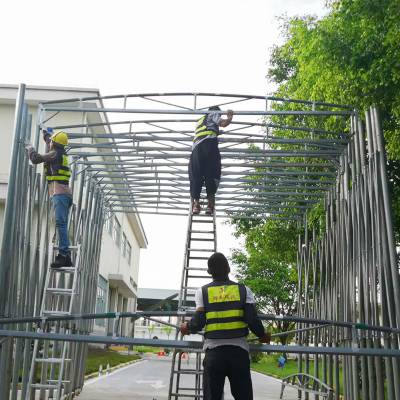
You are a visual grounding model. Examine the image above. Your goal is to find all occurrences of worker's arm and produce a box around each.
[218,109,233,128]
[26,146,57,164]
[180,288,206,335]
[243,287,271,343]
[180,307,206,335]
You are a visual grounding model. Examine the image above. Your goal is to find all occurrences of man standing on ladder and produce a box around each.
[180,252,271,400]
[189,107,233,215]
[26,128,73,268]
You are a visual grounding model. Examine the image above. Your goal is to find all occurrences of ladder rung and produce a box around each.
[187,249,215,252]
[191,220,213,224]
[50,267,76,273]
[187,275,210,279]
[190,230,214,234]
[53,245,79,251]
[188,257,209,260]
[35,358,71,363]
[43,310,71,316]
[30,384,59,389]
[174,370,203,375]
[185,267,208,271]
[170,393,203,398]
[181,287,197,293]
[190,238,215,242]
[46,288,74,295]
[48,379,71,384]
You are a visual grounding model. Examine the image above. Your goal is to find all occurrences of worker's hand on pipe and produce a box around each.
[227,109,234,118]
[42,128,52,142]
[25,144,33,153]
[180,322,190,336]
[259,332,271,344]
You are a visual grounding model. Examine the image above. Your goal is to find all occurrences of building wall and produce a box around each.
[0,85,147,338]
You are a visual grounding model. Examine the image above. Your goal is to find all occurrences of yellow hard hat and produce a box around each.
[51,131,68,146]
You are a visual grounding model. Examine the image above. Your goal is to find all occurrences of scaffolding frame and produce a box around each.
[0,87,398,399]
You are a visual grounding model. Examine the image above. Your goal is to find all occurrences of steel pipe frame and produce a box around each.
[40,92,353,109]
[10,92,400,399]
[296,108,400,399]
[2,311,399,335]
[0,86,107,399]
[1,330,400,358]
[48,120,347,139]
[67,135,348,147]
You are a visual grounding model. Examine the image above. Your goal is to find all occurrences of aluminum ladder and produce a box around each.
[26,244,81,400]
[168,203,217,400]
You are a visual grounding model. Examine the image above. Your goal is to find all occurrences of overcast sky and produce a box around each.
[2,0,328,289]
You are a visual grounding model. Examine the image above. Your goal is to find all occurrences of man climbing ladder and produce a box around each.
[26,128,73,268]
[189,106,233,215]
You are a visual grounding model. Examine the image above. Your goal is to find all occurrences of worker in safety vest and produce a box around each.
[180,252,270,400]
[26,128,73,268]
[189,106,233,215]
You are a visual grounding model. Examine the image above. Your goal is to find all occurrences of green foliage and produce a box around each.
[133,345,162,354]
[231,220,299,344]
[268,0,400,243]
[247,333,264,363]
[162,325,174,339]
[85,349,140,376]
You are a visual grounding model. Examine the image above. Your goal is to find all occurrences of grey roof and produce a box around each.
[138,288,181,300]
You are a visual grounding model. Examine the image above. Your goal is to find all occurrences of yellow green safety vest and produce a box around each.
[194,114,220,143]
[202,281,248,339]
[45,150,71,185]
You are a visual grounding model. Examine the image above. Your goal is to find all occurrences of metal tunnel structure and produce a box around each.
[0,85,399,399]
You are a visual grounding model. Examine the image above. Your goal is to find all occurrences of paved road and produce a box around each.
[78,355,298,400]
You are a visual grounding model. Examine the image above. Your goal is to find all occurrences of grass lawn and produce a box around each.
[133,346,164,354]
[251,355,299,380]
[85,348,140,375]
[251,354,343,395]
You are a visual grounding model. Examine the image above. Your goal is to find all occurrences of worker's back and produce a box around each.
[202,279,248,339]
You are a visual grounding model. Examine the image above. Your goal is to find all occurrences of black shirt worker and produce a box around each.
[188,107,233,215]
[180,253,270,400]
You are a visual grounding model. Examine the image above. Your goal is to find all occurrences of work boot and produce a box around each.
[192,199,201,215]
[205,197,215,215]
[51,254,73,269]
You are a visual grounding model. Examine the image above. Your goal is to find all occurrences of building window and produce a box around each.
[113,217,121,246]
[126,241,132,264]
[122,233,127,257]
[130,276,138,291]
[95,275,108,327]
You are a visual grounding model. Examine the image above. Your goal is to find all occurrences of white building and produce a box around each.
[0,84,147,337]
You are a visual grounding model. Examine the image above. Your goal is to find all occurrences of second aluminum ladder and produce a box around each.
[168,205,217,400]
[26,244,81,400]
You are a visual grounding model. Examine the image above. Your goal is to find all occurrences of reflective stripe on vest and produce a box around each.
[205,309,244,320]
[194,115,219,141]
[46,154,71,183]
[205,321,247,333]
[203,282,248,339]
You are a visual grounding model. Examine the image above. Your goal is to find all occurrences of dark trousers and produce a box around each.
[188,138,221,200]
[203,346,253,400]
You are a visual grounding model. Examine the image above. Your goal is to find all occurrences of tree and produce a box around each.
[231,220,299,345]
[147,324,155,339]
[162,325,173,340]
[267,0,400,243]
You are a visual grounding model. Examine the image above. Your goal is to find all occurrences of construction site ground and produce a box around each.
[78,354,298,400]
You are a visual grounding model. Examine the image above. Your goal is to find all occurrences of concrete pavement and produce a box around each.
[78,355,298,400]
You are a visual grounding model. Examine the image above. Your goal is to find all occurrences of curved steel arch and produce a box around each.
[38,92,352,219]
